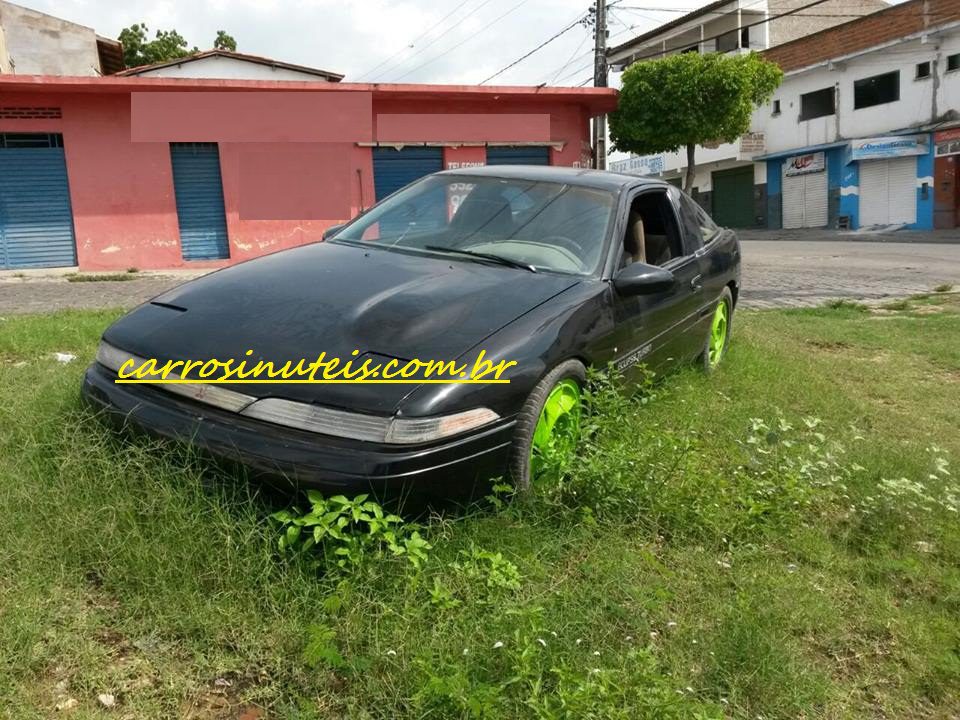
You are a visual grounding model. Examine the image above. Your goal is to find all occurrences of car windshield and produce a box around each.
[334,175,616,276]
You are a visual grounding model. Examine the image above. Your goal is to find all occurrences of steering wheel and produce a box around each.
[539,235,585,258]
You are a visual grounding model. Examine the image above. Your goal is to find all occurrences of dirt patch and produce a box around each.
[181,671,267,720]
[939,368,960,383]
[806,339,852,352]
[911,305,946,315]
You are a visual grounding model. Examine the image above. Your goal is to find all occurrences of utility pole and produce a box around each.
[591,0,608,169]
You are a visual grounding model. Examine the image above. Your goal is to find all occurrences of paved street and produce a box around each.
[738,238,960,308]
[1,237,959,315]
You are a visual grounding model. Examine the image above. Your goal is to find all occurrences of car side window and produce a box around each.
[674,190,720,251]
[620,188,685,269]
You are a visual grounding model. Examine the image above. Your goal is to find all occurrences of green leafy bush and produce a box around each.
[272,492,431,571]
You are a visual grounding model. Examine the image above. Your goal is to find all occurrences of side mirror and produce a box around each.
[613,262,674,296]
[322,223,345,240]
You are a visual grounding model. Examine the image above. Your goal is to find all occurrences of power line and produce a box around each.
[550,25,592,84]
[616,4,948,16]
[354,0,475,81]
[479,11,588,84]
[371,0,502,81]
[614,0,836,66]
[547,23,636,84]
[393,0,535,82]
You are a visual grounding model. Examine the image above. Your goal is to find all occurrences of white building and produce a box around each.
[753,0,960,230]
[119,49,343,83]
[606,0,888,227]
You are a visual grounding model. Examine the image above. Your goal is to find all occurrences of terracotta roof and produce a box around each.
[96,36,124,75]
[117,49,343,82]
[762,0,960,73]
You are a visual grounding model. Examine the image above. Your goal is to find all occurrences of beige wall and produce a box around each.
[0,1,100,75]
[0,19,10,73]
[768,0,890,46]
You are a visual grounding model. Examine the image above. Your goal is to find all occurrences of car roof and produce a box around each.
[437,164,671,192]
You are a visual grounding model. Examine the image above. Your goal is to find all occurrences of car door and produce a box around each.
[605,186,705,379]
[672,188,732,343]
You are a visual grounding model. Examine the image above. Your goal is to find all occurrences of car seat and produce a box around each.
[644,232,672,267]
[622,210,646,266]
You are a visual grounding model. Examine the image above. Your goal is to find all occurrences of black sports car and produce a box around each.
[82,166,740,495]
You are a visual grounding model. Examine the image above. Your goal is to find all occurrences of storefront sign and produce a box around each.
[849,135,928,161]
[609,154,665,176]
[784,151,825,176]
[739,132,765,156]
[934,128,960,157]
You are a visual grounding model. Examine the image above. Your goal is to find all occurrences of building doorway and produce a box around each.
[859,157,916,227]
[0,133,77,269]
[711,165,754,228]
[934,155,958,229]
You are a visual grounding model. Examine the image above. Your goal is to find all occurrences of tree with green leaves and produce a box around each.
[118,24,238,68]
[610,52,783,193]
[214,30,237,52]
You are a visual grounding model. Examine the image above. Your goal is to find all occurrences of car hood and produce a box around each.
[103,241,579,414]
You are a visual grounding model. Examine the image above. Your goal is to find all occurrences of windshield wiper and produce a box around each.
[424,245,537,273]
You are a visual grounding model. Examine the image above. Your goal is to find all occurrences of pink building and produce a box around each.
[0,75,616,271]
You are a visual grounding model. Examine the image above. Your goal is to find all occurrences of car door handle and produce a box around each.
[690,274,703,291]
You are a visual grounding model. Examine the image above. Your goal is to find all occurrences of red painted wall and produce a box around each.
[1,89,596,271]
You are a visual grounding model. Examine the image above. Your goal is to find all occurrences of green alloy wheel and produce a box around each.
[530,378,582,485]
[708,299,729,367]
[702,286,734,372]
[509,359,586,492]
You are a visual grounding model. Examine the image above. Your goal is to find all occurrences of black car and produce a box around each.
[82,166,740,495]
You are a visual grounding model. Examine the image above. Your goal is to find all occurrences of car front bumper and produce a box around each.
[81,363,516,495]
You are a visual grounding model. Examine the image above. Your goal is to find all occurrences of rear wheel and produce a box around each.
[509,360,585,493]
[701,287,734,372]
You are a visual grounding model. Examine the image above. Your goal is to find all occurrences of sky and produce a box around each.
[28,0,727,85]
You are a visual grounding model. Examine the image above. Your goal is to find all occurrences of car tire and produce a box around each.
[700,286,734,373]
[508,359,586,494]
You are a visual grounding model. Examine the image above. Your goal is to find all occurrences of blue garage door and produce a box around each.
[373,146,443,201]
[170,143,230,260]
[486,146,550,166]
[0,134,77,270]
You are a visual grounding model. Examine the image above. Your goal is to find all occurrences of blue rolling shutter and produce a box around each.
[486,146,550,166]
[373,146,443,201]
[0,146,77,269]
[170,143,229,260]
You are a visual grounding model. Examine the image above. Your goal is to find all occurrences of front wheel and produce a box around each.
[701,287,734,372]
[508,359,586,493]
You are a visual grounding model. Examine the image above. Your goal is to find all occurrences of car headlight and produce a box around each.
[95,340,256,414]
[240,398,499,444]
[95,339,132,373]
[96,340,500,445]
[239,398,391,443]
[384,407,501,444]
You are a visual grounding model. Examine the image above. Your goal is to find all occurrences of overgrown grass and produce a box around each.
[65,271,139,283]
[1,295,958,719]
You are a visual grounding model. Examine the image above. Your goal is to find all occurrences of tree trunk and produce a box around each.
[683,143,696,194]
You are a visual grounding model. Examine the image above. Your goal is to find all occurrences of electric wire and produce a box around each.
[479,10,589,84]
[392,0,535,82]
[354,0,475,80]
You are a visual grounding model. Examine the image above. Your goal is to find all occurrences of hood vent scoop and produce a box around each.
[150,301,188,313]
